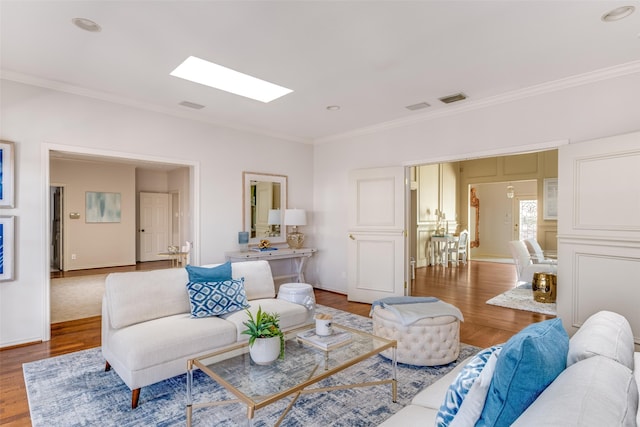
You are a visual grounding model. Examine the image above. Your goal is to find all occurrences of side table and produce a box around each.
[225,247,317,283]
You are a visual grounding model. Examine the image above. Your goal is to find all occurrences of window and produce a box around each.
[519,199,537,241]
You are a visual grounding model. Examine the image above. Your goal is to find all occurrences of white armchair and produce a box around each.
[508,240,557,286]
[524,238,557,265]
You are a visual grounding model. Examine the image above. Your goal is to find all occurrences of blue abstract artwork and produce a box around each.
[86,192,121,223]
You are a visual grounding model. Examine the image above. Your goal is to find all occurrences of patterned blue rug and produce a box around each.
[24,305,479,426]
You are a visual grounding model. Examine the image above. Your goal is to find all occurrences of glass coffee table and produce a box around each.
[186,324,397,426]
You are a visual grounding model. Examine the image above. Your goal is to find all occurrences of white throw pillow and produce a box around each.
[449,348,501,427]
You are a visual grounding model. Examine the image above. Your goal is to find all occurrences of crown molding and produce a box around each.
[0,70,312,145]
[314,60,640,144]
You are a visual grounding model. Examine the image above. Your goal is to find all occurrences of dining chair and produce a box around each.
[180,241,193,265]
[447,230,469,266]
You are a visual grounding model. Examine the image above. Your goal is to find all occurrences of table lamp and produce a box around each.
[267,209,281,236]
[284,209,307,249]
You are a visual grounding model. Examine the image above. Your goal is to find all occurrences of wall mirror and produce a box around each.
[243,172,288,245]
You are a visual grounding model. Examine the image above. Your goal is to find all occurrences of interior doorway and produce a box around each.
[50,186,63,272]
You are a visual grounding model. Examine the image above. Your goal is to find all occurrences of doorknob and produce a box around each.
[140,229,145,232]
[349,234,355,240]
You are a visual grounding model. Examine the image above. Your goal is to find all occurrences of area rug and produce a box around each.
[50,274,107,323]
[24,305,479,427]
[486,284,556,316]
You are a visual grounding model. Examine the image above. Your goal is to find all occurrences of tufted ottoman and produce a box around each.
[372,305,460,366]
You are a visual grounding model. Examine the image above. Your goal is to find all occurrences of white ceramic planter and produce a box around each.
[249,336,281,365]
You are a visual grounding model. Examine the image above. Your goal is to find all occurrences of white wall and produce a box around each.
[558,131,640,342]
[313,71,640,294]
[469,180,536,259]
[0,79,313,347]
[51,159,136,270]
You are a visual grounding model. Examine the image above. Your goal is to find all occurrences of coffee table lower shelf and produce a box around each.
[185,324,397,426]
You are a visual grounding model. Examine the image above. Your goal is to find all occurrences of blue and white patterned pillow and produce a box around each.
[435,346,503,427]
[186,278,249,318]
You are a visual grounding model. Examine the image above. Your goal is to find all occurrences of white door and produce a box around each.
[254,181,273,238]
[139,192,170,262]
[347,167,407,303]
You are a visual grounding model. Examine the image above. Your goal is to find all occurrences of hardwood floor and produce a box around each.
[1,260,553,426]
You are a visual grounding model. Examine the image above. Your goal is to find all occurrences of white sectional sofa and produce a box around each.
[380,310,639,426]
[101,260,311,408]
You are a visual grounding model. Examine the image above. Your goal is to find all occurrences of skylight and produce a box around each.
[170,56,293,103]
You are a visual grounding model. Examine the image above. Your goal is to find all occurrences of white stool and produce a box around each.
[277,283,316,323]
[372,306,460,366]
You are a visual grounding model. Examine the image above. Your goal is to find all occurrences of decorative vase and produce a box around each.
[248,336,281,365]
[532,272,557,303]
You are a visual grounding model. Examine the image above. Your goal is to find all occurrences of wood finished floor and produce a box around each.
[1,260,553,426]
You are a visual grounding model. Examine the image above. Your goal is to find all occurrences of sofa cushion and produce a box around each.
[223,298,309,341]
[436,346,502,426]
[106,268,191,329]
[232,261,276,300]
[186,278,250,318]
[186,262,232,282]
[567,310,635,370]
[107,313,237,370]
[203,260,276,301]
[477,318,568,427]
[512,355,639,426]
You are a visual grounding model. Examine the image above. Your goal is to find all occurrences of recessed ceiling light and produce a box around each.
[170,56,293,103]
[72,18,101,32]
[439,93,467,104]
[326,105,341,111]
[405,102,430,111]
[601,6,635,22]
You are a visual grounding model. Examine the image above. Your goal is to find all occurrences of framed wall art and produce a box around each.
[0,216,15,281]
[0,141,15,208]
[543,178,558,220]
[86,192,122,223]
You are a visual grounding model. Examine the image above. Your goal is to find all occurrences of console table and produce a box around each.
[225,248,317,283]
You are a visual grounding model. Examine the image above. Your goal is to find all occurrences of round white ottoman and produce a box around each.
[372,306,460,366]
[277,283,316,323]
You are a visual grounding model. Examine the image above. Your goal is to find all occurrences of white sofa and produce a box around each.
[380,310,639,426]
[101,260,311,408]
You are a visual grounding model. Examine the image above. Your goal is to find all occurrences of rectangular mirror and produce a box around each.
[243,172,288,245]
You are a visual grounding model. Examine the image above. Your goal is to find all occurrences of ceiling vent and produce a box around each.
[178,101,205,110]
[405,102,431,111]
[439,93,467,104]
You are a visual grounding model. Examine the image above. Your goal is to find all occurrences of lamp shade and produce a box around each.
[284,209,307,226]
[267,209,281,225]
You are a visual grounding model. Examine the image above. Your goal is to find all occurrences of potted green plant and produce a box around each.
[241,306,285,365]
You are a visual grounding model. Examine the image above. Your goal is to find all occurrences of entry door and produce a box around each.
[347,167,407,303]
[139,192,170,261]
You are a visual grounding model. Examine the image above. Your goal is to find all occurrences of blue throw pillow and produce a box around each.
[186,278,249,318]
[186,262,232,283]
[476,318,569,427]
[436,346,502,427]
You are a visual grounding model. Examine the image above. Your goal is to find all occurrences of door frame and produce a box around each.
[42,143,200,341]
